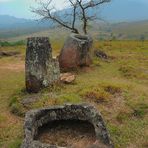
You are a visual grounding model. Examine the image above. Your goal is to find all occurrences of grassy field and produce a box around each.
[0,40,148,148]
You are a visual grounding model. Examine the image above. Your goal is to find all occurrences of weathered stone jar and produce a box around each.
[59,33,93,71]
[25,37,60,93]
[21,104,114,148]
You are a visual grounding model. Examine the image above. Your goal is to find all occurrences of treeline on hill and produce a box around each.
[0,40,26,47]
[0,37,146,48]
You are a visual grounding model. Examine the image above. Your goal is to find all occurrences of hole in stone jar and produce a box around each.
[35,120,96,148]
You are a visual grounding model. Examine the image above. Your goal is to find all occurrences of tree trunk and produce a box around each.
[59,33,93,72]
[25,37,60,93]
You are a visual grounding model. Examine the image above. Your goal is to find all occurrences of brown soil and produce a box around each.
[0,111,22,128]
[81,66,94,73]
[36,120,98,148]
[0,62,24,72]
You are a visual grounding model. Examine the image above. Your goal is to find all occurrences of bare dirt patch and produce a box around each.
[0,62,24,72]
[0,111,22,128]
[81,66,94,73]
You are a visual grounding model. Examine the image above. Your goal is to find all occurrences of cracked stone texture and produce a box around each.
[21,104,114,148]
[59,34,93,72]
[25,37,60,93]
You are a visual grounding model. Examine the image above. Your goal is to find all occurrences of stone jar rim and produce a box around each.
[70,33,90,41]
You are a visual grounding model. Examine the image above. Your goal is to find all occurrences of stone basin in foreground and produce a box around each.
[21,104,114,148]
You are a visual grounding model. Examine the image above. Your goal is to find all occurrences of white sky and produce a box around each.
[0,0,69,18]
[0,0,148,19]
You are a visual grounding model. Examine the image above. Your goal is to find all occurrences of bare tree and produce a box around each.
[76,0,111,34]
[32,0,111,34]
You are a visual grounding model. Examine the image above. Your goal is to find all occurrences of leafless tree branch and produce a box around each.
[77,0,111,34]
[32,0,111,34]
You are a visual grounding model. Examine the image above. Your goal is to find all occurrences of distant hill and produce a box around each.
[0,15,148,40]
[0,15,52,29]
[110,20,148,40]
[0,15,52,38]
[0,15,30,27]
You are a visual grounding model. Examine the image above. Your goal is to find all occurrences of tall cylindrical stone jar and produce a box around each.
[25,37,60,93]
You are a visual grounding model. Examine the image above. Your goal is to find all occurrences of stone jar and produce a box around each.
[25,37,60,93]
[21,104,114,148]
[59,33,93,72]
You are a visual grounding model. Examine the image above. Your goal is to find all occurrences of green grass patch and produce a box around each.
[58,93,82,104]
[9,96,25,117]
[8,138,22,148]
[132,103,148,118]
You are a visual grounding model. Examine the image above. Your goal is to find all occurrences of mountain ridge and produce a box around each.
[0,15,148,40]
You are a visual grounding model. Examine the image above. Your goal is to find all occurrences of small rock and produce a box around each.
[94,49,108,59]
[60,73,76,84]
[21,95,41,106]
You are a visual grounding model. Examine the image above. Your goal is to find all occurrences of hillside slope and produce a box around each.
[110,20,148,40]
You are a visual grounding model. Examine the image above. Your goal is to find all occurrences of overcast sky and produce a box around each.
[0,0,69,18]
[0,0,148,19]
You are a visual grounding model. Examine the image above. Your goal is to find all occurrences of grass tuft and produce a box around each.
[119,65,137,78]
[132,103,148,118]
[9,97,25,117]
[8,138,22,148]
[104,84,122,95]
[80,87,111,103]
[116,111,130,123]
